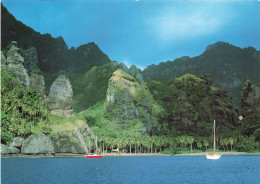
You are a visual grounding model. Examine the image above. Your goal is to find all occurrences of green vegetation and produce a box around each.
[146,74,239,136]
[1,71,50,144]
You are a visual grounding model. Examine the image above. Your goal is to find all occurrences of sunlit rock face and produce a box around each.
[45,74,74,117]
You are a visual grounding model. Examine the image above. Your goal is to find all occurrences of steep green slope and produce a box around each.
[144,42,260,107]
[79,70,163,136]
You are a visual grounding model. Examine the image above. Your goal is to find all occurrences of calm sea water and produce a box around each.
[1,156,260,184]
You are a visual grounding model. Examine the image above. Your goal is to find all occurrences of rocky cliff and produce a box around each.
[45,74,74,117]
[105,70,162,135]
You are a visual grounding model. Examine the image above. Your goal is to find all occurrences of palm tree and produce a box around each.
[228,137,234,151]
[203,139,209,151]
[187,136,194,151]
[197,141,202,150]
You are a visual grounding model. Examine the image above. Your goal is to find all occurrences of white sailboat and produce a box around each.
[206,120,221,160]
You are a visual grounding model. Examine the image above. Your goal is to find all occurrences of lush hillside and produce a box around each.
[146,74,240,136]
[143,42,260,107]
[1,4,110,73]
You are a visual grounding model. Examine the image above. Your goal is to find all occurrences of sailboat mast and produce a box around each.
[213,120,216,152]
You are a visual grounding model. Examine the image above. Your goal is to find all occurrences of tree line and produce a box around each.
[96,134,259,154]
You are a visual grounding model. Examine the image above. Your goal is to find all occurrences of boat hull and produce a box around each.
[206,154,221,160]
[85,155,103,158]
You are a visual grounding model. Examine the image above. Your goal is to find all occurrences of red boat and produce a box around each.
[85,154,103,158]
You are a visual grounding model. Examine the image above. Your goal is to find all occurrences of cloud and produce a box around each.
[148,12,223,42]
[122,60,145,71]
[145,2,235,44]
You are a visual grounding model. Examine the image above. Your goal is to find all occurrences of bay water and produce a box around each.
[2,156,260,184]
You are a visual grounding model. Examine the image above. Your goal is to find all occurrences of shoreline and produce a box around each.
[2,152,260,158]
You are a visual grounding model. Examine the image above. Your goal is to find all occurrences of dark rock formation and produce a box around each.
[21,133,54,154]
[21,47,39,73]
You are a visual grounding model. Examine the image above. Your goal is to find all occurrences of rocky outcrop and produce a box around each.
[5,42,30,87]
[50,124,95,154]
[30,74,46,98]
[8,137,23,154]
[45,75,73,117]
[9,137,23,148]
[21,133,54,154]
[21,47,39,73]
[1,144,12,155]
[105,70,160,134]
[241,80,260,117]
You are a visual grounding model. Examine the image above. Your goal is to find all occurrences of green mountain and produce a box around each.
[1,4,110,73]
[143,42,260,107]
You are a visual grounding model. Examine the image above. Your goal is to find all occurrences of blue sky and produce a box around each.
[2,0,260,70]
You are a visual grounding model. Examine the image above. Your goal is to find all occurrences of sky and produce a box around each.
[2,0,260,70]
